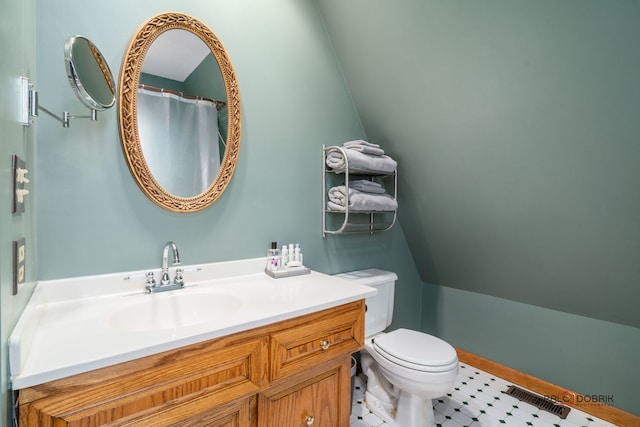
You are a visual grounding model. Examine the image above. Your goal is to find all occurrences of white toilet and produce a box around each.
[337,269,459,427]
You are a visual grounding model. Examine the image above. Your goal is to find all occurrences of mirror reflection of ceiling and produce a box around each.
[142,30,210,82]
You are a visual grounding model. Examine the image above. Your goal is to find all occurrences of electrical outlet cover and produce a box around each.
[13,238,26,295]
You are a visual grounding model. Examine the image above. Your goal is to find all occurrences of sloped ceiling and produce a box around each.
[143,30,210,82]
[316,0,640,328]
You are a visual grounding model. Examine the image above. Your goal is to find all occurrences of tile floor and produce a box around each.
[350,363,618,427]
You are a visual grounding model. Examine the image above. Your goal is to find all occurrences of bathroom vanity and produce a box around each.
[10,258,375,426]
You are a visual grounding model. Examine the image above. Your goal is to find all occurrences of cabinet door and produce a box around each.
[118,396,255,427]
[259,358,351,427]
[19,337,265,427]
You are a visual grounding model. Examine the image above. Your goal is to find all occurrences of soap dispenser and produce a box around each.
[266,242,280,271]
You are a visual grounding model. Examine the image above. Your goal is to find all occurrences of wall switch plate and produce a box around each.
[13,238,26,295]
[12,154,29,214]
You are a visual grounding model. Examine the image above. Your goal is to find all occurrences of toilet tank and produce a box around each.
[335,269,397,338]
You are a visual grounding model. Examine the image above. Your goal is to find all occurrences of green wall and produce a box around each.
[317,0,639,415]
[185,54,226,105]
[422,283,640,414]
[33,0,422,347]
[0,0,38,424]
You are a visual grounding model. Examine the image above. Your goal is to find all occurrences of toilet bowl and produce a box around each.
[336,270,458,427]
[361,329,458,426]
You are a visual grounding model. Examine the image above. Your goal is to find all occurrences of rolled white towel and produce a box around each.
[342,140,385,156]
[327,186,397,212]
[326,148,397,174]
[349,179,386,194]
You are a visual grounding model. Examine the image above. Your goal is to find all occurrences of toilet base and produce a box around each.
[364,390,396,425]
[365,390,435,427]
[396,391,435,427]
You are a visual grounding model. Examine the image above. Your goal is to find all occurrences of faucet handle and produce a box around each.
[145,272,157,293]
[174,268,184,287]
[145,271,156,286]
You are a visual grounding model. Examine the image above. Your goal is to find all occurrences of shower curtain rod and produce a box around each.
[138,84,226,111]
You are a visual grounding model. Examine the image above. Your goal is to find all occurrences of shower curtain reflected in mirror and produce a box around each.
[137,88,220,198]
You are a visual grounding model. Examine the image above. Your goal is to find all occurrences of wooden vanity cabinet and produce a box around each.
[17,300,364,427]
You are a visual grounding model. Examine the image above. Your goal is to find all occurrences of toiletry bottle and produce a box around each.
[281,245,289,269]
[288,243,294,265]
[267,242,280,271]
[294,244,301,263]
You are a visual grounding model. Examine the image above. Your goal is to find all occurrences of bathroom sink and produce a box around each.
[9,257,378,390]
[109,292,242,331]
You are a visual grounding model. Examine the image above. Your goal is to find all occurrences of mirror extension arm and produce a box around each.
[28,86,97,127]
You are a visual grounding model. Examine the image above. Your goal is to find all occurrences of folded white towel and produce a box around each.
[343,140,380,148]
[342,140,385,156]
[327,186,398,212]
[344,145,385,156]
[326,148,397,174]
[349,179,386,194]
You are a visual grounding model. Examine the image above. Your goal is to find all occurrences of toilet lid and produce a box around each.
[372,329,458,372]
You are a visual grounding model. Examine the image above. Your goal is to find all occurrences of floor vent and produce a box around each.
[506,386,571,419]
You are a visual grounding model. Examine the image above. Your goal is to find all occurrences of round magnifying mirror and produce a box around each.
[64,35,116,110]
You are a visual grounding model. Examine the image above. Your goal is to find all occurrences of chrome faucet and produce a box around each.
[161,241,180,285]
[146,241,185,293]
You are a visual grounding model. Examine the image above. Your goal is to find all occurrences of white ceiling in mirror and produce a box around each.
[142,30,210,82]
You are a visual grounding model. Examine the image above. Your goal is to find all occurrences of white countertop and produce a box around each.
[9,258,376,389]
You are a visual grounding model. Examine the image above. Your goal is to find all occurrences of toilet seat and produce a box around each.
[372,329,458,373]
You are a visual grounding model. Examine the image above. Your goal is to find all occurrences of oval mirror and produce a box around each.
[118,12,241,212]
[65,35,116,110]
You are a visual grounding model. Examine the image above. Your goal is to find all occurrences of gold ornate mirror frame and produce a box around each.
[118,12,241,212]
